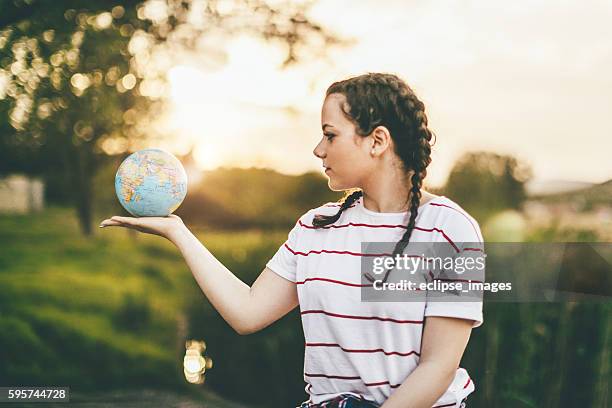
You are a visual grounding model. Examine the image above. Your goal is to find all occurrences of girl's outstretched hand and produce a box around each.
[99,214,185,240]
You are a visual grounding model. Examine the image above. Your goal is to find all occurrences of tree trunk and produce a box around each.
[73,144,96,236]
[76,171,93,235]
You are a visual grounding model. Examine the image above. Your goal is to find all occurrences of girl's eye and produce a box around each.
[324,133,335,141]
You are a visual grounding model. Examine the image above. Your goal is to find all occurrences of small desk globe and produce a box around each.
[114,148,188,217]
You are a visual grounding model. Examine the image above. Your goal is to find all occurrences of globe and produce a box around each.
[115,148,188,217]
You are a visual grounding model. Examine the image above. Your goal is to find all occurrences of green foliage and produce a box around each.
[0,0,342,235]
[465,302,611,408]
[113,293,152,332]
[526,221,601,242]
[444,151,532,223]
[1,1,161,234]
[0,207,188,388]
[176,167,342,229]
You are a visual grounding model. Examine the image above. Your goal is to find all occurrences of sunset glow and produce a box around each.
[161,0,612,187]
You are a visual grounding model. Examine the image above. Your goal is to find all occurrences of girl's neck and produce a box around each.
[360,171,438,213]
[362,190,438,213]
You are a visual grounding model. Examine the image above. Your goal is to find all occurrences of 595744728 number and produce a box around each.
[1,387,70,402]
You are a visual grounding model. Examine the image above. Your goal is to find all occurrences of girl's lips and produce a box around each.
[325,168,331,173]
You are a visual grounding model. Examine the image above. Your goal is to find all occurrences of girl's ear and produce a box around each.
[370,125,392,156]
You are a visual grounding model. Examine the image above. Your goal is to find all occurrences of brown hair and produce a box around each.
[313,73,434,283]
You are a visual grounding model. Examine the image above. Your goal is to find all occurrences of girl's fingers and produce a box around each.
[110,216,137,224]
[110,216,143,228]
[100,216,138,228]
[99,219,123,227]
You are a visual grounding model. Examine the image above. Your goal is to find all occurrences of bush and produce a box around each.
[113,293,151,332]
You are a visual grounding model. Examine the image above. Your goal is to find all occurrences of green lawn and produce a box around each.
[0,207,288,405]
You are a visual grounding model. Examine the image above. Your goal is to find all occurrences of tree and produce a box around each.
[443,151,532,222]
[0,0,341,235]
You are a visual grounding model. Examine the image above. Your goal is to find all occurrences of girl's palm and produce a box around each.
[99,214,184,239]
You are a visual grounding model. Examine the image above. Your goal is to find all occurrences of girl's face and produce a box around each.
[314,93,374,191]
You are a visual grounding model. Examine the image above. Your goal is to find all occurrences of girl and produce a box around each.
[100,73,484,408]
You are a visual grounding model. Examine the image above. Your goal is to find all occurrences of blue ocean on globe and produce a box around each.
[114,148,188,217]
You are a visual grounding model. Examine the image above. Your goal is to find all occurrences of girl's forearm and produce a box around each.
[380,362,455,408]
[169,225,252,334]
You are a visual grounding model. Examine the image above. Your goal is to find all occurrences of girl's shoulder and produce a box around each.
[422,196,483,243]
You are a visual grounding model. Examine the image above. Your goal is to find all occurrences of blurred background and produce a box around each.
[0,0,610,406]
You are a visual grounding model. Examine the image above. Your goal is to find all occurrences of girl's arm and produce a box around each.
[380,316,473,408]
[100,215,299,335]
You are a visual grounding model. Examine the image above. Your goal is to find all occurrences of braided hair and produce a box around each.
[312,73,434,283]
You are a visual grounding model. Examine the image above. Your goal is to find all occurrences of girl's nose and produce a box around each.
[313,139,326,159]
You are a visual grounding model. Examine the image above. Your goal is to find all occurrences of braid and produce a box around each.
[378,171,424,283]
[312,190,362,228]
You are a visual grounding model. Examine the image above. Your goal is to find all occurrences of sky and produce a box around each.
[157,0,612,188]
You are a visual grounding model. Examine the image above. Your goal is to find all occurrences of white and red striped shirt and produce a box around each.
[266,195,484,407]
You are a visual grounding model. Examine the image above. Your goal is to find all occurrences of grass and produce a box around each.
[0,206,289,405]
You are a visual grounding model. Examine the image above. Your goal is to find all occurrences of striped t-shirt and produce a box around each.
[266,195,484,407]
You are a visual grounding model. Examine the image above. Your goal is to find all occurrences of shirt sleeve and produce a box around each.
[424,212,485,328]
[266,219,301,283]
